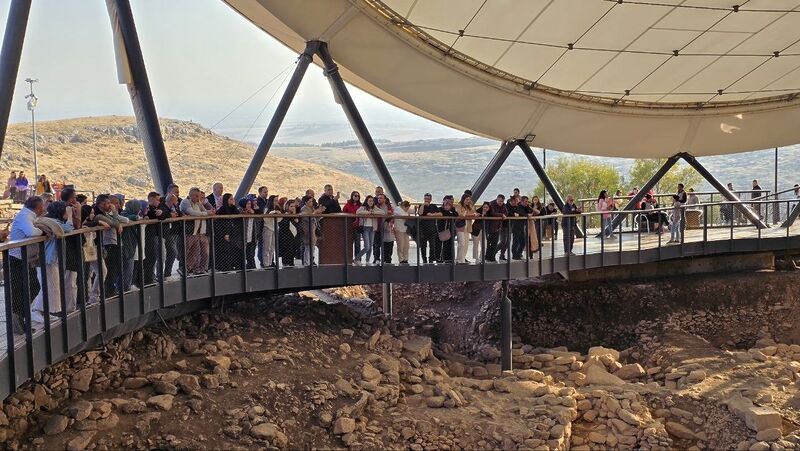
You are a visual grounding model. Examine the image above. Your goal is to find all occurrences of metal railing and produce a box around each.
[0,198,799,399]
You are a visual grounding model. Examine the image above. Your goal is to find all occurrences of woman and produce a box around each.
[261,195,280,267]
[454,194,476,263]
[530,196,545,242]
[596,190,614,238]
[36,174,52,195]
[342,191,363,262]
[15,171,28,202]
[437,198,458,263]
[6,171,16,200]
[239,196,259,269]
[471,202,490,261]
[30,201,74,325]
[277,200,301,267]
[393,200,412,264]
[299,195,325,266]
[120,200,142,291]
[214,193,242,272]
[355,195,380,264]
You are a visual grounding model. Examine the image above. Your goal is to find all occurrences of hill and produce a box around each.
[1,117,382,201]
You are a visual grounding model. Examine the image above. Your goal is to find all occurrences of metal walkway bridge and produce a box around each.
[1,199,799,399]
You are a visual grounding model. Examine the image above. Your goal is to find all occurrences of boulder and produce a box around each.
[584,364,625,386]
[665,421,695,440]
[44,414,69,435]
[250,422,289,448]
[122,377,149,389]
[614,363,645,380]
[745,406,782,432]
[403,337,432,360]
[588,346,620,361]
[516,369,545,382]
[70,369,93,392]
[67,401,93,421]
[333,417,355,434]
[204,355,232,371]
[146,394,174,411]
[66,431,97,451]
[755,428,782,441]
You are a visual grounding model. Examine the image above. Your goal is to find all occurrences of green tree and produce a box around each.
[533,157,622,202]
[628,159,703,194]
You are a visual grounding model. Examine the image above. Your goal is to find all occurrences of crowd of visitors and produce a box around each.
[0,179,736,334]
[4,170,63,202]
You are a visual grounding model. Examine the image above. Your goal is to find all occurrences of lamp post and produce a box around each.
[24,77,38,183]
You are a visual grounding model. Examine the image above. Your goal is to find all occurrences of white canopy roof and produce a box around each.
[224,0,800,158]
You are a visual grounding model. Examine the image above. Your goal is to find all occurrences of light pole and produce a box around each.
[25,77,38,183]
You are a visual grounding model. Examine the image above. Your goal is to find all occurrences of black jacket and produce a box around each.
[318,194,342,213]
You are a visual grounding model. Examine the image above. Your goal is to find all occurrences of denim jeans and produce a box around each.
[355,226,374,262]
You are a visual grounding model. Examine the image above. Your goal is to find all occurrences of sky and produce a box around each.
[0,0,468,140]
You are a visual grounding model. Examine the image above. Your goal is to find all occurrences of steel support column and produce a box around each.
[610,155,681,231]
[470,140,515,201]
[681,153,767,229]
[381,283,392,317]
[0,0,32,161]
[109,0,173,194]
[517,140,584,238]
[500,280,512,372]
[235,41,319,200]
[317,42,403,204]
[783,203,800,228]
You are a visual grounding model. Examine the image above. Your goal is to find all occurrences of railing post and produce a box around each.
[38,241,52,364]
[56,238,68,353]
[20,245,34,378]
[116,228,124,324]
[95,232,107,331]
[500,280,512,372]
[381,283,392,317]
[3,250,16,390]
[137,224,145,315]
[157,222,165,309]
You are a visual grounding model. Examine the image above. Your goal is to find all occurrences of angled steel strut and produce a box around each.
[236,40,403,204]
[108,0,174,195]
[470,139,584,237]
[0,0,33,162]
[610,153,767,230]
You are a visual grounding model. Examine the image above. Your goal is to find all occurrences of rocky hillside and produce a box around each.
[1,117,381,200]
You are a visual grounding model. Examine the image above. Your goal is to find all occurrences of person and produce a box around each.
[36,174,52,195]
[454,194,476,263]
[381,210,395,264]
[507,196,526,260]
[278,200,301,267]
[30,201,75,325]
[213,194,242,271]
[667,194,682,244]
[393,200,412,264]
[15,171,29,202]
[687,188,700,208]
[498,194,515,261]
[8,196,45,333]
[7,171,17,200]
[641,194,667,232]
[355,195,381,264]
[299,195,325,265]
[471,202,490,261]
[371,194,393,263]
[255,186,272,267]
[141,192,168,283]
[342,191,363,262]
[100,195,130,296]
[521,196,539,256]
[59,188,83,308]
[595,190,614,238]
[486,194,508,262]
[437,198,458,263]
[544,202,559,240]
[239,196,259,269]
[562,195,582,255]
[160,194,182,277]
[751,179,763,219]
[318,184,342,213]
[530,196,544,241]
[120,200,142,291]
[676,183,687,232]
[614,190,624,211]
[207,183,224,209]
[418,193,441,264]
[180,188,212,275]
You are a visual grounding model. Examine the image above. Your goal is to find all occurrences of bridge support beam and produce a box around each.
[317,42,402,204]
[681,153,767,229]
[0,0,32,161]
[381,283,392,317]
[235,41,319,199]
[610,153,767,230]
[500,280,512,372]
[782,204,800,228]
[108,0,174,195]
[236,41,403,204]
[470,140,515,201]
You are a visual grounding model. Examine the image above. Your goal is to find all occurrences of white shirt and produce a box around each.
[9,207,43,259]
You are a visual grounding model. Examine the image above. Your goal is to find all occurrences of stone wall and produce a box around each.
[510,270,800,352]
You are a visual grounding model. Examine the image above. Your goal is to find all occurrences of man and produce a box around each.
[99,195,129,296]
[486,194,508,262]
[499,194,517,260]
[9,196,45,333]
[255,186,273,268]
[318,184,342,213]
[161,193,182,277]
[143,192,169,284]
[676,183,687,234]
[180,188,211,274]
[373,194,393,263]
[167,184,182,204]
[207,183,223,209]
[508,196,526,260]
[561,195,582,255]
[418,193,441,264]
[375,186,384,197]
[751,179,763,219]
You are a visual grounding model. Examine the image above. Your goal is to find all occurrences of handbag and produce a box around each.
[82,235,98,262]
[438,229,451,241]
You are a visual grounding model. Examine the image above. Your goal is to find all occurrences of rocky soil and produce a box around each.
[3,270,800,449]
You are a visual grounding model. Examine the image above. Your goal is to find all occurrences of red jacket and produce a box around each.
[343,201,361,229]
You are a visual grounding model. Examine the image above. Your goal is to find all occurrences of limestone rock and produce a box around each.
[665,421,696,440]
[614,363,645,380]
[66,431,97,451]
[588,346,620,361]
[204,355,232,371]
[122,377,149,389]
[70,369,93,392]
[584,364,625,386]
[403,337,432,360]
[44,414,69,435]
[745,406,782,432]
[67,401,93,421]
[146,394,174,411]
[250,422,289,448]
[755,428,782,441]
[333,417,356,435]
[516,369,545,382]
